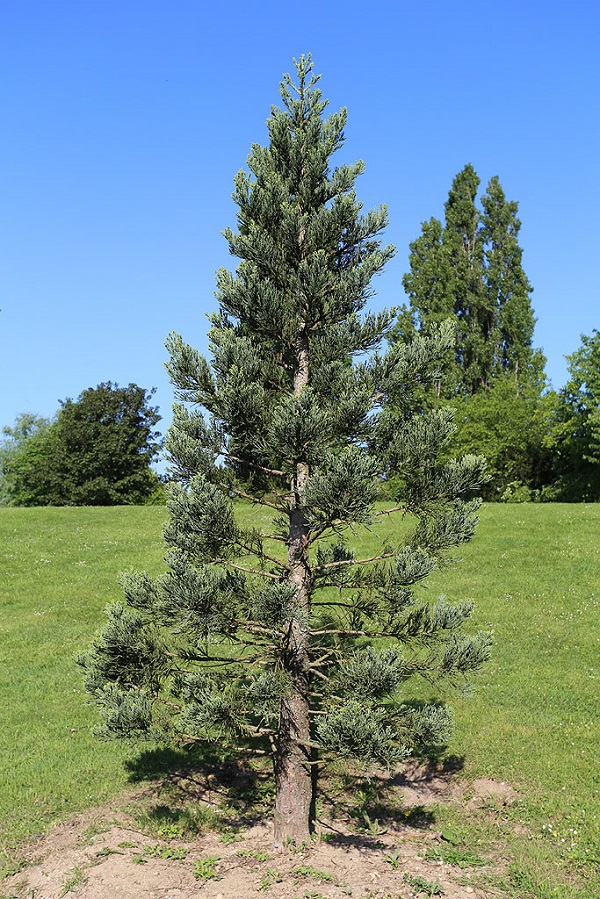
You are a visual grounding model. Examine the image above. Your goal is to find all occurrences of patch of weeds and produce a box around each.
[346,783,381,816]
[192,854,221,881]
[291,864,334,882]
[259,867,283,891]
[117,840,137,848]
[133,843,188,864]
[425,846,486,868]
[156,822,186,840]
[304,892,328,899]
[384,847,402,869]
[503,863,575,898]
[400,805,436,829]
[80,819,110,844]
[283,837,311,853]
[318,831,335,843]
[361,812,388,836]
[439,827,461,846]
[0,880,29,899]
[217,828,239,843]
[58,866,88,897]
[130,801,222,841]
[403,872,445,896]
[236,848,274,861]
[149,844,188,860]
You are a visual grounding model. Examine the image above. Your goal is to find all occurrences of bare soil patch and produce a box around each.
[5,762,511,899]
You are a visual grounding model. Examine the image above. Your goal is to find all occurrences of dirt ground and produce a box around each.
[5,765,516,899]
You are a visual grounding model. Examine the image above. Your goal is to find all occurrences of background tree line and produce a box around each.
[394,163,600,502]
[0,168,598,506]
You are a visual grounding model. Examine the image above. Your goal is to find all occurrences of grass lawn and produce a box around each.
[1,503,599,896]
[0,507,167,854]
[425,504,600,896]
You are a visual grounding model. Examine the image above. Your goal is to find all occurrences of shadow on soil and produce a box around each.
[123,746,465,839]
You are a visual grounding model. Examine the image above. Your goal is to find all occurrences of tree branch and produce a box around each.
[151,696,182,710]
[235,538,288,571]
[309,652,336,668]
[219,560,283,580]
[372,505,407,517]
[306,520,347,545]
[309,667,331,682]
[217,480,282,512]
[311,628,370,637]
[181,652,262,664]
[312,599,356,609]
[224,453,287,478]
[313,551,395,573]
[242,620,285,637]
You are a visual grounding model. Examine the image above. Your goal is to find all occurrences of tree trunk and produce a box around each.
[273,324,313,849]
[273,640,312,847]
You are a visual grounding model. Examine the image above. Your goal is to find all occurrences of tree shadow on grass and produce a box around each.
[125,742,249,782]
[123,744,275,832]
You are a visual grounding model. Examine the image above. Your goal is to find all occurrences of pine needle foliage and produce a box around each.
[79,56,490,846]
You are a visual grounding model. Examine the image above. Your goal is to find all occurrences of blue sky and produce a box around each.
[1,0,598,442]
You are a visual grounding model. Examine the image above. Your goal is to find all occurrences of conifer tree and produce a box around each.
[79,57,490,847]
[443,164,493,395]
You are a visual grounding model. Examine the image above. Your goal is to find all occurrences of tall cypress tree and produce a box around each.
[400,165,539,396]
[444,164,495,395]
[79,57,490,847]
[480,177,536,384]
[400,217,455,397]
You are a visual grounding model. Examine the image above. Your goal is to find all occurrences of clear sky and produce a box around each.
[1,0,598,442]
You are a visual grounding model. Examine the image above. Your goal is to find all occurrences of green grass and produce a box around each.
[0,507,167,853]
[428,504,600,896]
[1,503,599,896]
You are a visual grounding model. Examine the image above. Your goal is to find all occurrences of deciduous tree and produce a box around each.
[0,413,54,505]
[2,383,162,505]
[400,165,540,396]
[547,331,600,500]
[56,382,162,505]
[448,374,554,500]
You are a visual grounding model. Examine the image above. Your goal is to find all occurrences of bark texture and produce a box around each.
[273,325,313,848]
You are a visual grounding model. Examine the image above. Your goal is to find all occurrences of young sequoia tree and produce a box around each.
[79,57,490,847]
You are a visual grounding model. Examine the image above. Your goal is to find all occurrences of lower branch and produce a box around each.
[313,551,396,574]
[217,480,282,512]
[224,561,283,580]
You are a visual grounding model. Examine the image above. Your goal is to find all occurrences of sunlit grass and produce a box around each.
[1,503,599,896]
[0,507,167,853]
